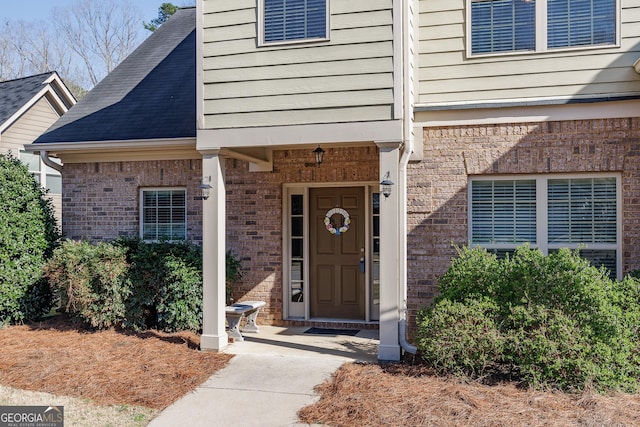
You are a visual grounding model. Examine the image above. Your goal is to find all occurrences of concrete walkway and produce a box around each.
[148,326,379,427]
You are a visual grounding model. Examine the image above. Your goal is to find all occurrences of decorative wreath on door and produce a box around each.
[324,208,350,235]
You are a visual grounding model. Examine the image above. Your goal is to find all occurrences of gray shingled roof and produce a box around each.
[0,72,57,128]
[34,7,196,144]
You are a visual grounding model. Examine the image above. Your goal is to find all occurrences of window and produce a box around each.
[140,189,186,241]
[19,151,62,194]
[468,0,617,55]
[290,194,304,304]
[261,0,329,44]
[470,0,536,54]
[547,0,616,48]
[469,175,620,277]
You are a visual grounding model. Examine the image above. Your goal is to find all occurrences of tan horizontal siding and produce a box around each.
[204,23,256,41]
[203,0,395,128]
[418,0,640,105]
[421,82,640,104]
[204,57,393,82]
[203,106,392,129]
[203,26,393,57]
[333,0,391,14]
[204,89,393,114]
[2,97,59,147]
[203,8,255,28]
[203,0,254,14]
[420,51,640,81]
[204,41,393,70]
[207,73,393,99]
[421,67,638,96]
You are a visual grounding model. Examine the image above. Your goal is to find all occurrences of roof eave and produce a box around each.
[29,137,199,163]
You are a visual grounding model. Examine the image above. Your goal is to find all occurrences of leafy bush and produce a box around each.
[417,245,640,392]
[415,297,505,378]
[156,255,203,332]
[115,238,204,332]
[226,250,243,303]
[44,240,130,328]
[0,154,59,324]
[46,238,244,332]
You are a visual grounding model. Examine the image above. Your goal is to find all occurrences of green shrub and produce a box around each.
[156,255,203,332]
[44,240,130,329]
[417,245,640,392]
[416,298,505,378]
[115,238,204,332]
[503,304,595,391]
[45,238,244,333]
[226,250,243,303]
[0,154,59,324]
[20,278,56,321]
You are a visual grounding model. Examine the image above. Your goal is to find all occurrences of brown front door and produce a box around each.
[310,187,365,319]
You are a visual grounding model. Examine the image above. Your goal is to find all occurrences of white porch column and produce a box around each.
[200,151,228,351]
[376,141,402,361]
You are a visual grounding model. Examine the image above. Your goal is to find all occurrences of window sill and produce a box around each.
[258,37,331,49]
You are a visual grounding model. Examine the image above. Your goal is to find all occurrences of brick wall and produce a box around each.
[63,147,379,325]
[226,146,379,323]
[62,159,203,243]
[407,117,640,322]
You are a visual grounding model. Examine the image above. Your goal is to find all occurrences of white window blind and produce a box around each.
[547,178,617,244]
[471,180,537,244]
[264,0,327,43]
[470,0,536,54]
[469,175,619,277]
[547,0,616,48]
[469,0,617,55]
[141,189,186,241]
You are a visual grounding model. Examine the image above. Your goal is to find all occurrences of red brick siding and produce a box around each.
[407,118,640,324]
[226,146,379,323]
[62,147,379,325]
[62,160,203,243]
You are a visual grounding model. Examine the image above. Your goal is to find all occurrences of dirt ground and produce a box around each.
[299,363,640,427]
[0,316,231,410]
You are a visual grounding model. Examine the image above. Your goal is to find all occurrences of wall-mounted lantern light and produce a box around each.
[199,176,212,200]
[380,171,394,198]
[313,145,325,167]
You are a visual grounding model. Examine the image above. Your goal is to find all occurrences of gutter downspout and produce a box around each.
[398,0,417,356]
[399,145,416,355]
[40,151,62,173]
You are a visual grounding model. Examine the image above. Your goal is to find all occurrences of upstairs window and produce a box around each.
[261,0,329,45]
[470,0,536,54]
[468,0,618,56]
[547,0,616,48]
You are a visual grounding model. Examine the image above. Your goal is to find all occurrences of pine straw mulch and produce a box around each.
[0,316,232,410]
[299,363,640,427]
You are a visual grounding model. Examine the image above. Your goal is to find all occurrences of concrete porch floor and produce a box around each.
[223,325,380,362]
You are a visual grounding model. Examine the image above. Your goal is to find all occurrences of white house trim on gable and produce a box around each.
[0,73,75,134]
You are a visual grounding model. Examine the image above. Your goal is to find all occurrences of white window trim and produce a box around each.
[257,0,331,47]
[468,173,622,278]
[139,187,187,242]
[465,0,621,59]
